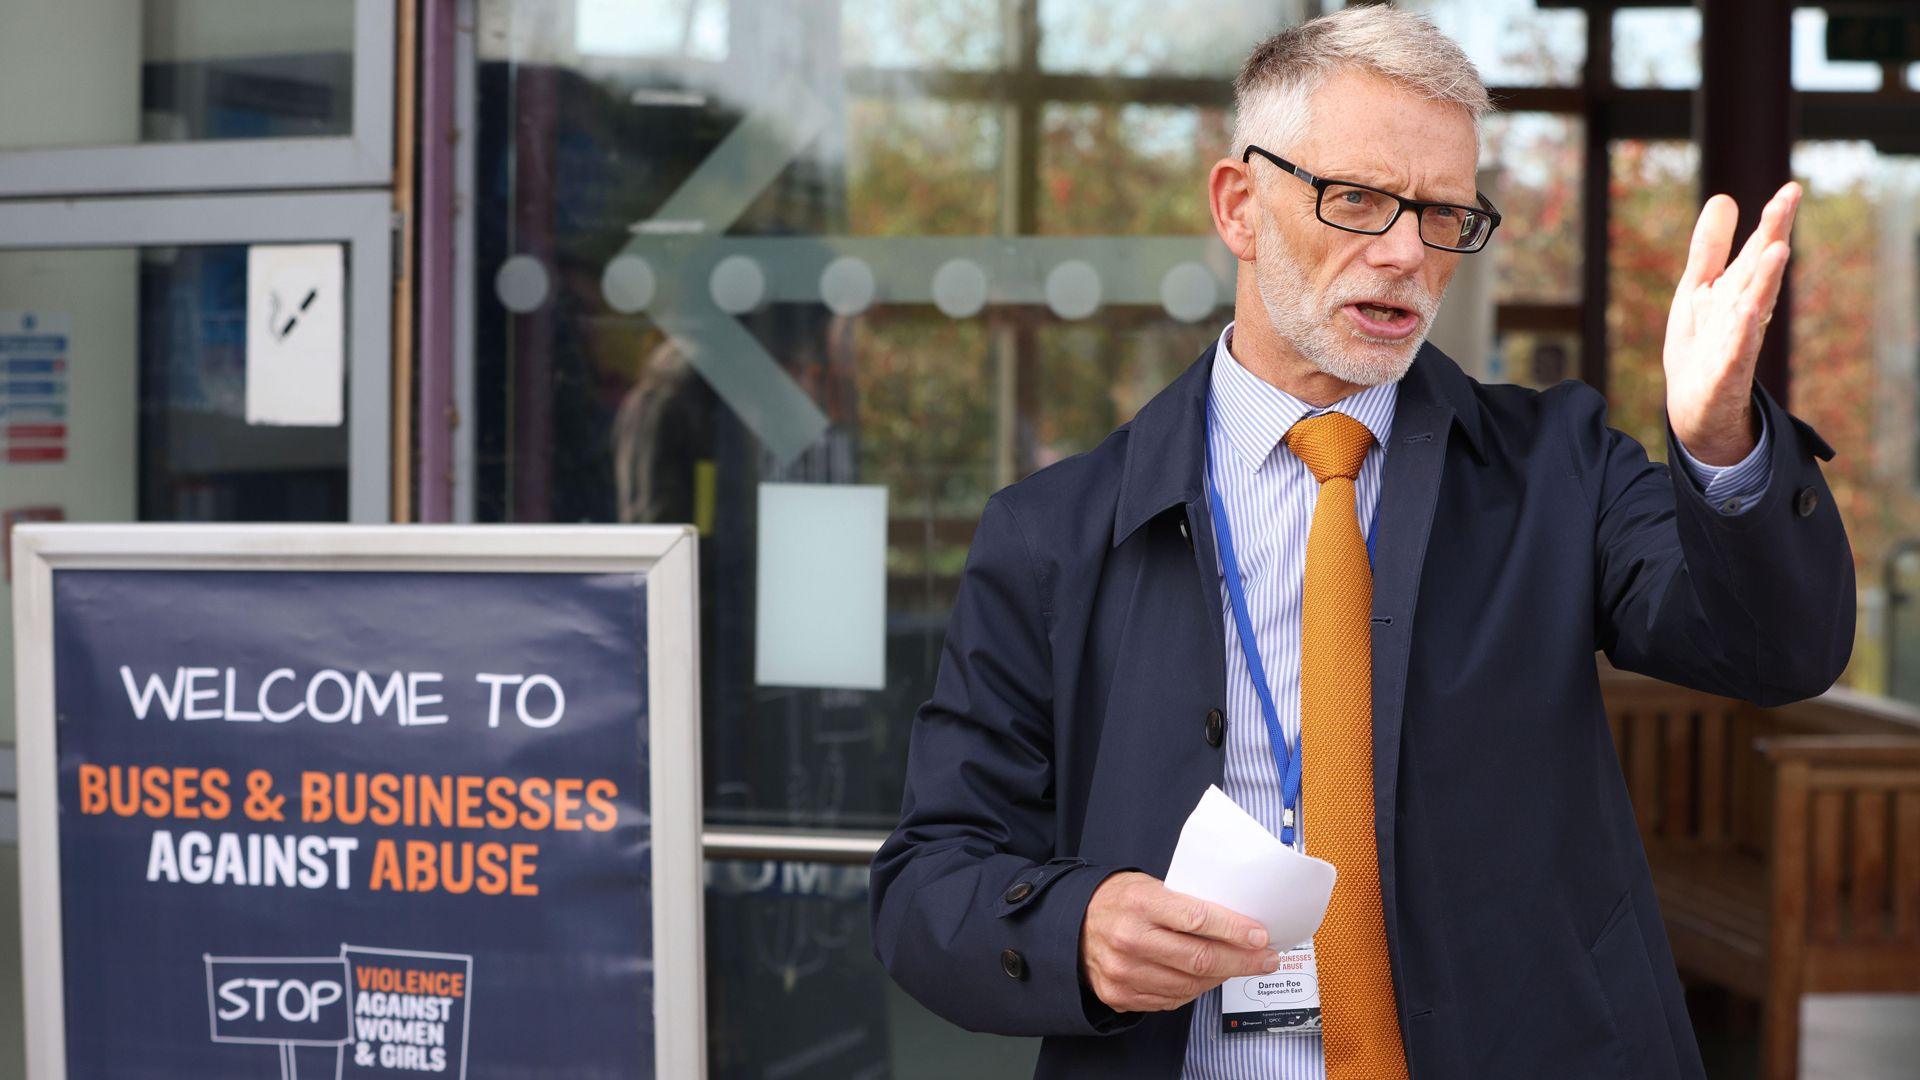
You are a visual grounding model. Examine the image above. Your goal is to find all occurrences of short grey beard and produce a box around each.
[1252,206,1438,387]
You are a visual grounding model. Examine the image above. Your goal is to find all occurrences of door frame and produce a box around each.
[0,0,394,197]
[0,191,394,520]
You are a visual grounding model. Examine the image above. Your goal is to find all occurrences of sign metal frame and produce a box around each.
[11,523,706,1078]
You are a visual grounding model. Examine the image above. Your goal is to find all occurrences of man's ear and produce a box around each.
[1209,158,1258,263]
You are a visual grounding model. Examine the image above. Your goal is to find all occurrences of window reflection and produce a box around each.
[1040,104,1227,236]
[1788,142,1920,699]
[843,0,1002,71]
[1490,328,1579,391]
[1612,7,1700,90]
[0,0,354,151]
[705,859,1040,1078]
[1038,0,1289,77]
[851,100,1003,236]
[1606,139,1699,460]
[574,0,729,61]
[1481,113,1583,304]
[476,0,1246,838]
[1401,0,1585,86]
[1790,8,1882,91]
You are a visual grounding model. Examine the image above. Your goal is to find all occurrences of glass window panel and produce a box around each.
[1399,0,1585,86]
[1038,0,1293,77]
[1480,112,1583,304]
[0,243,351,743]
[857,313,997,623]
[705,859,1039,1078]
[1039,104,1227,235]
[1612,7,1701,90]
[1489,328,1580,390]
[842,0,1003,71]
[0,243,352,520]
[476,1,1249,830]
[1605,139,1699,462]
[1787,141,1920,701]
[851,100,1003,236]
[1033,319,1214,468]
[0,0,354,151]
[1606,138,1920,707]
[1791,8,1881,91]
[574,0,729,62]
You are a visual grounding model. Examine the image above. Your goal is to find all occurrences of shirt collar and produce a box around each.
[1207,320,1399,474]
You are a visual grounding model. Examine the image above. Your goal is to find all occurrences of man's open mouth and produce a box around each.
[1342,300,1420,338]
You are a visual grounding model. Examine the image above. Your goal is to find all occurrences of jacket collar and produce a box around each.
[1110,334,1487,547]
[1212,322,1400,474]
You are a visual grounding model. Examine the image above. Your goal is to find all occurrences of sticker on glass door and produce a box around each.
[0,310,70,463]
[246,243,345,427]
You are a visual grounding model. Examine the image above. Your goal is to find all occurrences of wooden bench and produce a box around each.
[1601,667,1920,1079]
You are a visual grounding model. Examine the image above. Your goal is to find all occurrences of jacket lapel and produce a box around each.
[1369,341,1484,1020]
[1111,339,1230,782]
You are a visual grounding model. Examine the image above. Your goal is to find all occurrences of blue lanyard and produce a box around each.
[1202,409,1377,846]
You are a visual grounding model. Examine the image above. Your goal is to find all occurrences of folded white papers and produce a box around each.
[1162,785,1337,950]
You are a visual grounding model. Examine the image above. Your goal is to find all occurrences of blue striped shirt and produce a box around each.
[1178,321,1769,1079]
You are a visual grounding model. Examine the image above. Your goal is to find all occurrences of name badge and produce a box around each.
[1220,940,1320,1035]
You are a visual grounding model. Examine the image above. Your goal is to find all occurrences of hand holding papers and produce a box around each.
[1164,785,1336,951]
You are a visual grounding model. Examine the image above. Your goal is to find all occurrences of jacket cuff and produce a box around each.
[1663,379,1828,535]
[1670,390,1773,514]
[995,860,1143,1036]
[1660,376,1852,702]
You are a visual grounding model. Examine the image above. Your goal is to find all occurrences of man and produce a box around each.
[870,8,1852,1079]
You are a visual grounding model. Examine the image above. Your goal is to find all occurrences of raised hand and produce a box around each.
[1663,181,1800,466]
[1078,871,1280,1013]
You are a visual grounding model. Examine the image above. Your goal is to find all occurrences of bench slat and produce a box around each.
[1849,791,1889,941]
[1700,709,1728,842]
[1632,711,1660,840]
[1810,791,1846,942]
[1895,791,1920,943]
[1665,712,1694,839]
[1804,944,1920,994]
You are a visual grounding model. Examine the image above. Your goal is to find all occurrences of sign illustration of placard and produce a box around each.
[202,947,477,1079]
[12,525,705,1078]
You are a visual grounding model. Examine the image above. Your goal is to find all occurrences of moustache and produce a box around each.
[1330,287,1434,318]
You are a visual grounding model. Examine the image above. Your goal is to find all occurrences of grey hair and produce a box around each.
[1230,5,1490,161]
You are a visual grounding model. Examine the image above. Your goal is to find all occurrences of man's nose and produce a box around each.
[1363,209,1426,273]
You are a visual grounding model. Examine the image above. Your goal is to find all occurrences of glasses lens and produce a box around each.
[1420,204,1490,251]
[1319,184,1397,232]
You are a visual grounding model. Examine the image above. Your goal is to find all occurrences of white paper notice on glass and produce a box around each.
[755,481,886,690]
[245,243,345,427]
[1163,785,1337,950]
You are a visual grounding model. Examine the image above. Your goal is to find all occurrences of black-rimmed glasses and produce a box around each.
[1242,144,1502,254]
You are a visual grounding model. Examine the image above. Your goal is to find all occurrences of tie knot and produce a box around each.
[1285,411,1374,483]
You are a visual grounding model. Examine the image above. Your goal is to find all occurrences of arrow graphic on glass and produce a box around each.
[499,78,1235,467]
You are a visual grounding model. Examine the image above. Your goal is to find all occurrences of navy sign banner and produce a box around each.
[47,567,655,1078]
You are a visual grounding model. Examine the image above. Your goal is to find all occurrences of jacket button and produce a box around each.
[1204,708,1225,748]
[1005,881,1034,904]
[1000,948,1027,980]
[1796,486,1818,518]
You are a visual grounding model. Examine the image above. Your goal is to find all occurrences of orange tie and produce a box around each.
[1284,412,1408,1079]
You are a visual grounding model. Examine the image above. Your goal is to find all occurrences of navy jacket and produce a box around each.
[871,338,1853,1078]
